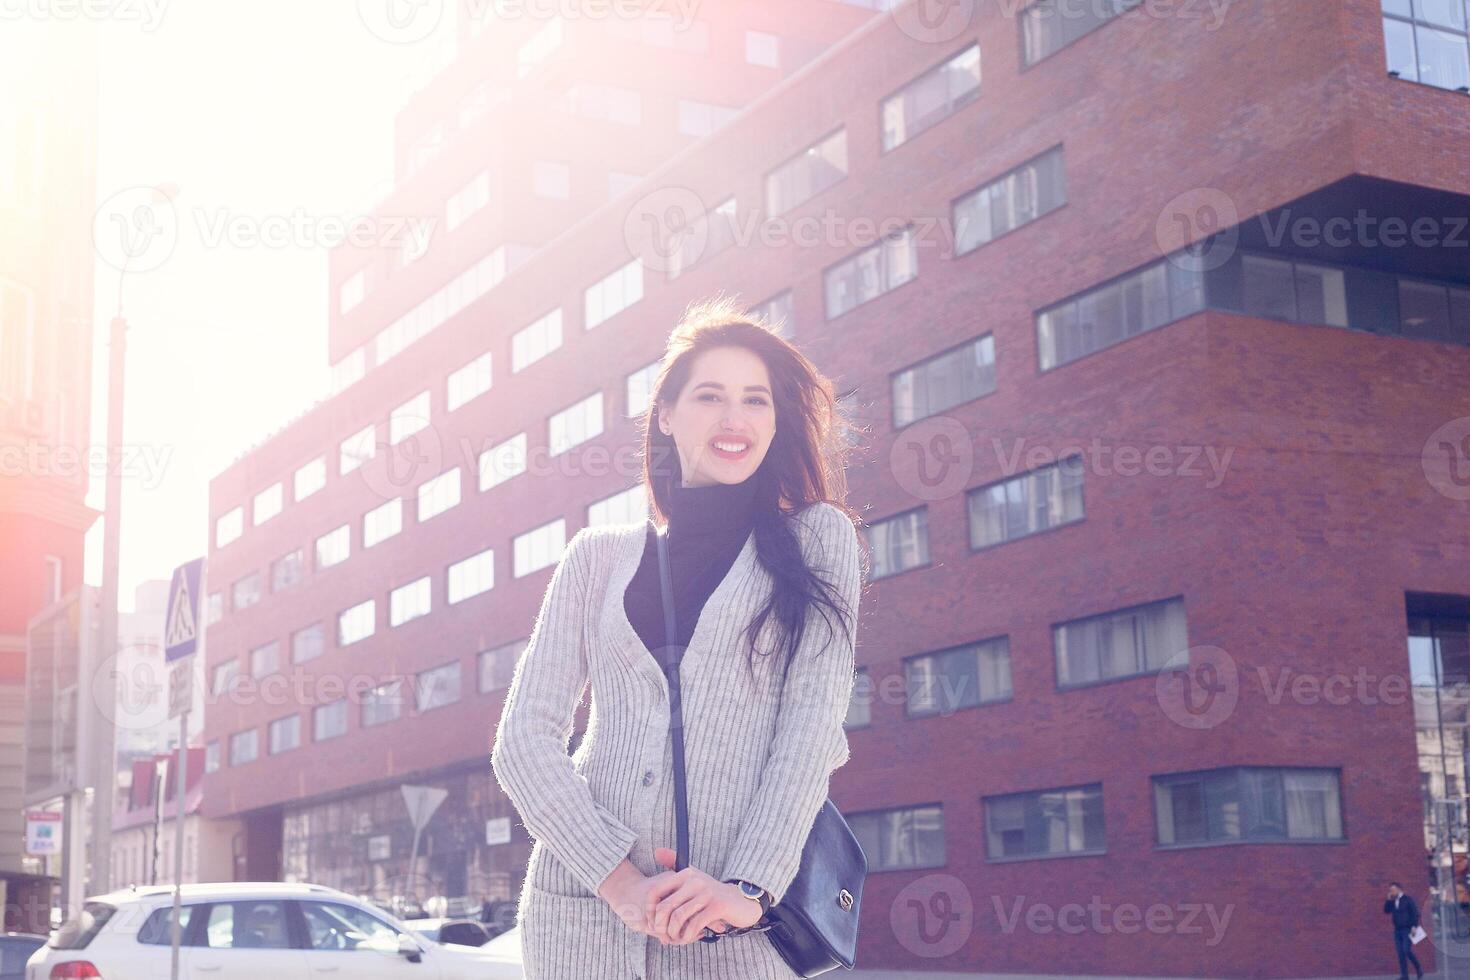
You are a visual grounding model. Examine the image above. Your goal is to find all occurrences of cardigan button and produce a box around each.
[642,770,655,786]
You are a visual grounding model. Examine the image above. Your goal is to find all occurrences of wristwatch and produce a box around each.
[725,878,772,916]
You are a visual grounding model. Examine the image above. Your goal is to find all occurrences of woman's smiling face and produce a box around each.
[659,345,776,488]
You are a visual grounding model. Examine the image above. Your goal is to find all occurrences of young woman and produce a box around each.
[491,296,867,979]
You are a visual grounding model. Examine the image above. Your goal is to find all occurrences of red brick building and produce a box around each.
[202,2,1470,976]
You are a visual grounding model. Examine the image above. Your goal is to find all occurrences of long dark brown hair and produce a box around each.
[639,294,869,688]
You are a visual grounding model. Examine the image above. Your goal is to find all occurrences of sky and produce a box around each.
[71,3,464,611]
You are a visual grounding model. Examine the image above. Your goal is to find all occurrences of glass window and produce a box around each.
[339,424,375,475]
[338,598,376,646]
[514,518,567,578]
[316,524,350,569]
[549,392,603,455]
[954,145,1066,255]
[844,667,874,729]
[825,226,918,319]
[416,661,462,712]
[268,714,299,754]
[1054,596,1188,686]
[882,44,981,151]
[203,901,291,949]
[865,508,929,579]
[625,360,661,418]
[766,129,847,217]
[892,334,996,427]
[848,805,945,871]
[252,483,282,526]
[389,576,432,627]
[447,351,492,411]
[301,901,402,952]
[232,572,261,611]
[293,457,326,500]
[479,639,528,693]
[271,549,303,592]
[314,700,348,741]
[1022,0,1143,67]
[362,680,404,728]
[1154,767,1344,845]
[986,784,1106,859]
[363,498,402,548]
[137,904,194,945]
[448,548,494,603]
[512,308,563,372]
[228,729,257,765]
[906,637,1012,716]
[585,258,643,329]
[417,468,461,522]
[479,432,528,490]
[967,456,1085,548]
[249,641,279,678]
[588,485,648,527]
[215,506,243,548]
[292,622,325,664]
[751,290,794,339]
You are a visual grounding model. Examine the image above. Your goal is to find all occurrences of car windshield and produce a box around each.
[49,902,117,950]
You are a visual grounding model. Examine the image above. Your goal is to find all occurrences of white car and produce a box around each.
[26,881,522,979]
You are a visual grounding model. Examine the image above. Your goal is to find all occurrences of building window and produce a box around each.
[205,740,220,773]
[339,423,375,475]
[967,456,1085,549]
[249,641,280,679]
[533,161,571,199]
[338,269,365,315]
[669,198,739,279]
[751,291,794,339]
[212,659,241,697]
[1240,254,1348,328]
[589,485,648,527]
[315,524,351,569]
[678,100,740,138]
[416,661,462,712]
[447,351,492,411]
[1154,767,1345,846]
[766,128,847,217]
[478,432,528,490]
[1054,596,1188,687]
[848,804,945,871]
[1382,0,1470,92]
[986,783,1106,860]
[844,667,874,729]
[215,506,243,548]
[479,639,528,693]
[865,507,929,579]
[417,468,461,522]
[1036,256,1204,371]
[43,554,62,605]
[229,729,258,766]
[625,360,661,418]
[313,700,348,741]
[291,623,325,664]
[953,144,1067,255]
[205,592,223,626]
[1021,0,1143,67]
[549,391,603,456]
[375,245,531,368]
[1399,278,1470,344]
[448,548,494,604]
[363,498,403,548]
[268,715,300,755]
[231,572,261,611]
[337,599,376,646]
[389,576,432,627]
[882,43,981,152]
[293,457,326,501]
[906,637,1012,717]
[446,170,491,231]
[892,334,996,428]
[514,518,566,578]
[746,29,779,67]
[512,308,563,372]
[271,548,304,592]
[563,83,642,124]
[824,225,918,319]
[362,680,404,728]
[252,483,282,526]
[390,391,430,445]
[330,348,366,395]
[585,258,644,329]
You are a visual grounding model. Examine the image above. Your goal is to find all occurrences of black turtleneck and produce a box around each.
[623,475,760,661]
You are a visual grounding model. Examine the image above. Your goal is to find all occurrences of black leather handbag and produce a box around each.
[654,527,867,977]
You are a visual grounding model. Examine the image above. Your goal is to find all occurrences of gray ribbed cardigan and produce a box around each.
[490,501,862,979]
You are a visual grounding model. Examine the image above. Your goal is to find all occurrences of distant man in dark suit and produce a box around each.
[1383,882,1424,980]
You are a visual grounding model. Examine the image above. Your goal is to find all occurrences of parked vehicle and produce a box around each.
[1,935,47,980]
[402,917,492,947]
[26,881,521,979]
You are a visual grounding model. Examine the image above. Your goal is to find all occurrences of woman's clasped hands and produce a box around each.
[597,846,764,945]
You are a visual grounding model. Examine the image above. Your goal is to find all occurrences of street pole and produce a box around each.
[90,313,127,897]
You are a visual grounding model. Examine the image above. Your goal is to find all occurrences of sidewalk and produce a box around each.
[846,971,1419,980]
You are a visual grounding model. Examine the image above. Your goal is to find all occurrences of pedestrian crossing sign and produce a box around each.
[165,557,205,661]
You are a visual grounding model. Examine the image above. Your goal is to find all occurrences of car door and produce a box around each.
[295,900,434,979]
[186,900,307,980]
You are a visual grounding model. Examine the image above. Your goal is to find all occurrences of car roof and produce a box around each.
[84,881,362,907]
